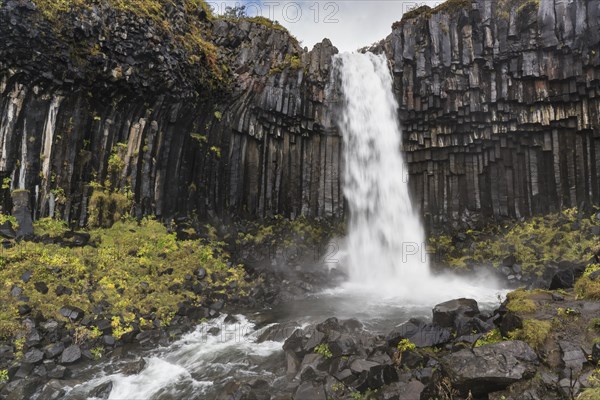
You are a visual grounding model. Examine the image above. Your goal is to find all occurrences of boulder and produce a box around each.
[559,341,586,373]
[293,381,327,400]
[47,365,66,379]
[23,348,44,364]
[257,321,299,343]
[34,281,49,294]
[432,298,480,328]
[44,342,65,359]
[387,318,452,348]
[38,380,66,400]
[549,262,586,290]
[58,306,84,321]
[88,380,113,399]
[441,340,538,396]
[0,220,16,239]
[592,343,600,365]
[60,345,81,364]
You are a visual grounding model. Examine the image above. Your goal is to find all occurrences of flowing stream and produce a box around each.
[48,53,506,399]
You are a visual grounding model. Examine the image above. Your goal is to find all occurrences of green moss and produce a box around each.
[0,218,249,344]
[508,319,552,350]
[475,328,505,347]
[575,276,600,300]
[33,217,69,238]
[578,388,600,400]
[429,207,597,273]
[30,0,224,86]
[397,338,417,352]
[0,213,18,230]
[269,53,303,75]
[314,343,332,358]
[0,369,7,383]
[495,0,540,20]
[505,289,543,314]
[87,186,133,228]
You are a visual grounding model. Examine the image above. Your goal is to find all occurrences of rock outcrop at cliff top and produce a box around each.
[0,0,599,226]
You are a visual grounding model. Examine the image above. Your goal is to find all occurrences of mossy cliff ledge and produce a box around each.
[0,0,340,224]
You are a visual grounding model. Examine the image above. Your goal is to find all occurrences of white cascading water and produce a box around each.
[335,52,432,298]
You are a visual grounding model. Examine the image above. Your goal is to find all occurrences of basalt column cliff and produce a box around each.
[380,0,600,225]
[0,0,340,225]
[0,0,600,226]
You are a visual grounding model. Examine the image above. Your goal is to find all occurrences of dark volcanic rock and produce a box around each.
[58,306,84,321]
[60,345,82,364]
[44,342,65,359]
[441,340,538,396]
[293,381,327,400]
[88,381,113,399]
[432,298,479,328]
[387,318,452,348]
[23,348,44,364]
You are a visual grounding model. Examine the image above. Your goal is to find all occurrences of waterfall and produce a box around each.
[335,52,431,296]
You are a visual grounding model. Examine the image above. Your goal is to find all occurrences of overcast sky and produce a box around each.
[210,0,442,52]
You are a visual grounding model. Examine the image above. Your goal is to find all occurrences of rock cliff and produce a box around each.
[381,0,600,225]
[1,0,599,227]
[0,0,339,225]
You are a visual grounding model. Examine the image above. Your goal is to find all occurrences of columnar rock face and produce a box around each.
[0,0,599,226]
[0,0,340,223]
[379,0,600,225]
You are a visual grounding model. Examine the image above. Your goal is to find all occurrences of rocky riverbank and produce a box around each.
[0,213,344,399]
[220,289,600,400]
[0,207,599,399]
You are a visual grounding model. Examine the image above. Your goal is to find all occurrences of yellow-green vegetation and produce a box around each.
[0,218,248,341]
[236,215,344,256]
[429,208,598,275]
[270,53,303,75]
[575,263,600,300]
[495,0,540,20]
[505,288,542,313]
[314,343,332,358]
[397,338,417,352]
[73,326,102,344]
[589,318,600,333]
[13,337,25,360]
[91,347,104,360]
[0,213,18,230]
[30,0,225,85]
[508,319,552,350]
[475,328,504,347]
[88,186,133,228]
[578,388,600,400]
[33,217,69,238]
[0,369,7,383]
[578,370,600,399]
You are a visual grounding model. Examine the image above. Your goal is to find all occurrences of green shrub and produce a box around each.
[397,338,417,352]
[475,328,504,347]
[314,343,332,358]
[33,217,69,237]
[0,213,18,230]
[0,218,249,344]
